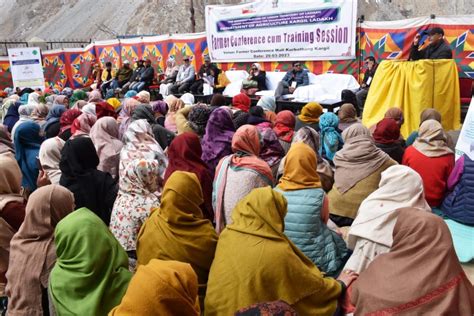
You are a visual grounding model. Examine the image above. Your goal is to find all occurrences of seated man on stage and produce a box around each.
[274,61,309,100]
[356,56,378,110]
[409,27,452,60]
[111,60,133,91]
[170,56,195,94]
[190,55,220,95]
[134,59,155,92]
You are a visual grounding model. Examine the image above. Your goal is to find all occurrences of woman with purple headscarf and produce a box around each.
[150,100,168,126]
[201,108,236,177]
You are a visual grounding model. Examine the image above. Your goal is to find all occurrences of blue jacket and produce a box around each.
[276,187,349,277]
[442,155,474,225]
[282,69,309,87]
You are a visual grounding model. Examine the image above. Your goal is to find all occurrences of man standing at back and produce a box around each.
[409,27,452,60]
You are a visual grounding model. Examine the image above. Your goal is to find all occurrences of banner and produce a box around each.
[456,97,474,160]
[205,0,357,62]
[7,47,45,90]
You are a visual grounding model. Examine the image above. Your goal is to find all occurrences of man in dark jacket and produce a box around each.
[274,61,309,99]
[356,56,378,110]
[111,60,133,90]
[122,60,144,93]
[135,59,155,92]
[190,55,220,95]
[409,27,452,60]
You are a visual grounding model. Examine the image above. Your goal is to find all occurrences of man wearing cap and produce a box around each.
[409,27,452,60]
[111,60,133,91]
[170,56,196,95]
[190,56,220,95]
[122,60,145,94]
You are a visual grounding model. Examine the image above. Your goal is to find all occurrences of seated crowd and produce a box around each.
[0,71,472,316]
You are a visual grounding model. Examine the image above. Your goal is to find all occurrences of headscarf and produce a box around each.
[49,207,132,316]
[109,259,200,316]
[232,93,251,112]
[298,102,323,123]
[188,104,212,136]
[81,102,96,116]
[87,89,102,103]
[420,108,442,124]
[120,119,168,183]
[232,110,250,129]
[38,137,65,184]
[338,103,358,123]
[164,132,214,221]
[373,118,401,145]
[31,103,49,122]
[279,143,321,190]
[52,95,68,107]
[132,104,156,125]
[210,94,227,107]
[273,110,295,143]
[14,121,43,192]
[43,104,66,133]
[3,101,21,132]
[6,185,74,315]
[201,108,236,172]
[59,137,117,225]
[0,126,14,154]
[107,97,121,111]
[180,93,195,106]
[27,92,40,106]
[19,93,29,105]
[257,96,276,112]
[89,117,123,179]
[70,112,97,138]
[352,209,474,315]
[236,301,297,316]
[164,95,185,133]
[137,171,218,286]
[110,159,160,252]
[59,108,81,135]
[319,112,343,161]
[137,91,151,104]
[413,119,453,157]
[124,90,137,98]
[204,187,342,315]
[118,97,141,139]
[150,100,168,116]
[72,99,87,110]
[164,58,179,77]
[69,90,88,106]
[96,101,117,119]
[18,104,35,118]
[345,165,431,273]
[333,123,391,194]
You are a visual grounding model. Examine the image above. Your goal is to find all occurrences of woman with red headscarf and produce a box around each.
[273,110,296,153]
[373,118,405,163]
[232,93,251,113]
[58,109,82,141]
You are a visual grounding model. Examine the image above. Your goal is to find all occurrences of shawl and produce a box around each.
[413,119,453,157]
[201,108,235,173]
[137,171,218,286]
[68,90,88,106]
[59,137,117,225]
[27,92,40,106]
[14,121,43,192]
[338,103,358,123]
[345,165,431,272]
[6,185,74,316]
[81,102,96,116]
[213,125,274,233]
[137,91,151,104]
[254,121,285,168]
[180,93,195,106]
[232,93,251,112]
[278,143,321,190]
[373,117,401,145]
[38,137,65,184]
[3,101,21,132]
[164,59,179,77]
[52,95,68,107]
[118,97,141,139]
[70,112,97,138]
[58,108,81,135]
[164,95,185,133]
[333,123,391,194]
[96,101,117,119]
[150,100,168,116]
[210,94,227,107]
[72,100,87,110]
[120,119,168,183]
[384,107,404,123]
[273,110,295,143]
[257,96,276,112]
[31,103,49,123]
[110,159,160,252]
[420,108,442,124]
[188,104,212,137]
[87,90,102,103]
[0,126,14,154]
[204,187,342,315]
[109,259,200,316]
[49,207,132,316]
[89,117,123,179]
[319,112,343,161]
[164,132,214,221]
[132,104,156,125]
[298,102,323,123]
[352,209,474,315]
[43,104,66,134]
[107,97,121,111]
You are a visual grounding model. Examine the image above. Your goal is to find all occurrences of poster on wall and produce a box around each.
[455,97,474,160]
[205,0,357,62]
[7,47,45,90]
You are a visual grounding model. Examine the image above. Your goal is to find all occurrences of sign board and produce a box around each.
[8,47,45,90]
[455,97,474,160]
[205,0,357,62]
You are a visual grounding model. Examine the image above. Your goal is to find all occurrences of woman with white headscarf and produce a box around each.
[180,93,195,106]
[159,59,179,97]
[344,165,431,274]
[38,137,65,184]
[11,105,36,142]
